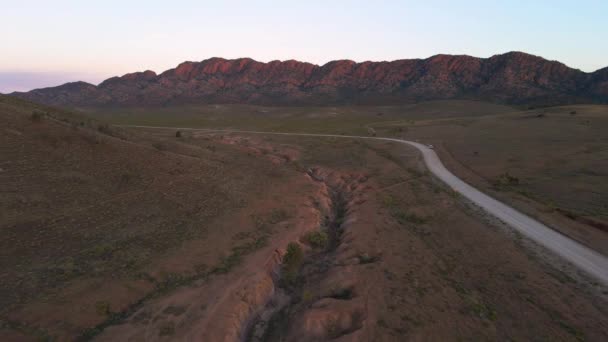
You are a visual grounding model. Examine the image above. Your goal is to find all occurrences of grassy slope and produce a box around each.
[0,95,305,340]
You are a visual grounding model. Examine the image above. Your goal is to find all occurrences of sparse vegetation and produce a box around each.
[215,236,268,274]
[357,253,378,264]
[95,301,111,316]
[97,123,112,135]
[302,289,314,302]
[381,194,429,225]
[282,242,304,284]
[495,172,520,186]
[329,287,354,300]
[558,320,585,341]
[30,110,44,121]
[392,210,428,225]
[469,300,497,321]
[158,321,175,336]
[301,230,329,249]
[268,208,289,224]
[3,97,607,341]
[152,142,165,150]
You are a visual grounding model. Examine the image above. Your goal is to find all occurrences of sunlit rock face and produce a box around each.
[12,52,608,107]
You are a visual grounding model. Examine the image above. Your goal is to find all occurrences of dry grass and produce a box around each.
[2,95,607,340]
[87,100,608,254]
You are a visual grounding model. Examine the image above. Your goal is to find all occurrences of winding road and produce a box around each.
[123,125,608,286]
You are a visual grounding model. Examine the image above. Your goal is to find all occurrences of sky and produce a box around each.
[1,0,607,93]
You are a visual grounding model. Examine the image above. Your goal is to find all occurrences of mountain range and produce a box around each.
[10,52,608,107]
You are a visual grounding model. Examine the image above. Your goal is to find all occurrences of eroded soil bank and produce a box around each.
[248,168,365,341]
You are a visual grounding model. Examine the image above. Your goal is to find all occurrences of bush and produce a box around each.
[302,290,314,302]
[358,253,378,264]
[282,242,303,284]
[496,172,519,186]
[302,231,329,249]
[175,130,182,138]
[95,301,111,316]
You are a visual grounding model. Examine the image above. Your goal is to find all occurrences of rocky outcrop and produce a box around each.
[11,52,608,107]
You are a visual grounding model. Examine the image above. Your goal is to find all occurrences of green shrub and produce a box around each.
[358,253,378,264]
[95,301,111,316]
[282,242,303,284]
[302,231,329,249]
[302,289,314,302]
[496,172,520,186]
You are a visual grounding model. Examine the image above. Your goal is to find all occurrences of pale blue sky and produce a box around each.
[1,0,606,92]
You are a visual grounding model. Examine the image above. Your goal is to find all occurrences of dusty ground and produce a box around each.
[2,97,608,341]
[92,132,608,341]
[370,104,608,256]
[88,101,608,256]
[0,97,309,340]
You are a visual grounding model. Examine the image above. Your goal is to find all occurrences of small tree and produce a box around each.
[175,130,182,138]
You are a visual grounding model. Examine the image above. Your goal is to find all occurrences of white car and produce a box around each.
[427,144,434,149]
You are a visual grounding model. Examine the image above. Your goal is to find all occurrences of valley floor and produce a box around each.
[2,97,608,341]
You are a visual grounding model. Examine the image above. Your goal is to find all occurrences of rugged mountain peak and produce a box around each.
[10,52,608,106]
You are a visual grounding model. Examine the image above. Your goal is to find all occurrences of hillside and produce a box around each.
[11,52,608,107]
[0,95,311,340]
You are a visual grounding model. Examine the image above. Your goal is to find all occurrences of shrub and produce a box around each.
[175,130,182,138]
[95,301,111,316]
[358,253,378,264]
[496,172,519,186]
[302,231,329,249]
[302,290,314,302]
[282,242,303,284]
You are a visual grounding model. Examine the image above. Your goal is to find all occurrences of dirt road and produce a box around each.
[121,125,608,286]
